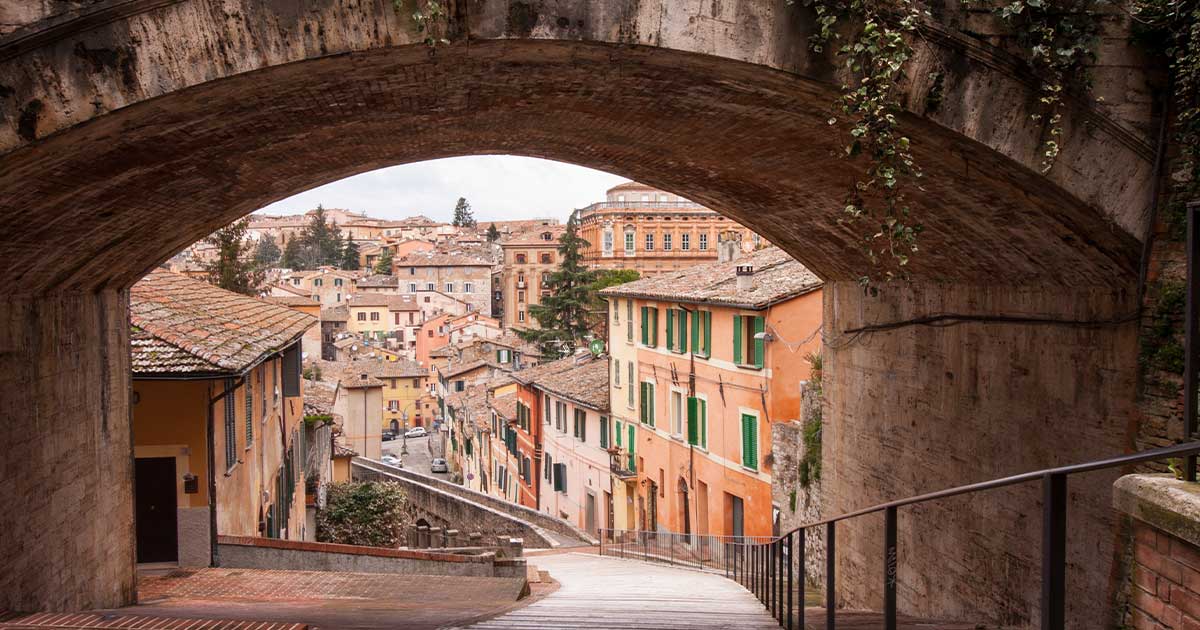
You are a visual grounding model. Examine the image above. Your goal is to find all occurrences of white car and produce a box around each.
[430,458,448,473]
[380,455,402,467]
[405,426,428,438]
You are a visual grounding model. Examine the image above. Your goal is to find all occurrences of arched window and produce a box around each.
[515,254,527,264]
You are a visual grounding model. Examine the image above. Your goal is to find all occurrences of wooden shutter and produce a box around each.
[640,306,649,345]
[687,396,699,445]
[615,420,623,447]
[742,414,758,470]
[666,309,674,351]
[753,316,766,368]
[282,343,301,396]
[690,309,700,352]
[733,315,743,365]
[639,383,647,423]
[678,310,688,353]
[580,411,587,443]
[600,416,609,448]
[649,308,658,347]
[703,311,712,356]
[699,398,708,449]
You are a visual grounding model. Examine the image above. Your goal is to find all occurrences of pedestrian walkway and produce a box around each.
[459,552,782,629]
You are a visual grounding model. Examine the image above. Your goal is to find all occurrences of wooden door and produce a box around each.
[135,457,178,563]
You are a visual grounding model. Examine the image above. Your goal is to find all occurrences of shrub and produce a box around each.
[317,481,410,547]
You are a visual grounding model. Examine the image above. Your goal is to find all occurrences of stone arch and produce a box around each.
[0,0,1161,625]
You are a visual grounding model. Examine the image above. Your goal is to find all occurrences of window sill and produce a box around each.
[741,465,760,474]
[735,363,763,371]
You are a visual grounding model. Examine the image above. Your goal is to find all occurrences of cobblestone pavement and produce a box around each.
[111,567,529,630]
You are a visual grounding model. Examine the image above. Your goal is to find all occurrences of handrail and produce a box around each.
[781,439,1200,537]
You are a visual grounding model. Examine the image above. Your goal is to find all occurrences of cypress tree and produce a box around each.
[252,234,282,267]
[517,212,597,359]
[452,197,476,228]
[341,240,361,270]
[486,223,501,242]
[374,249,394,275]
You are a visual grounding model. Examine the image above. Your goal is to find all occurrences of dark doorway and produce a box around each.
[730,494,745,538]
[135,457,178,563]
[678,478,691,536]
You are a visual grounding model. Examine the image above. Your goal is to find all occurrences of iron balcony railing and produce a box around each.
[580,201,709,212]
[599,528,773,574]
[601,440,1200,630]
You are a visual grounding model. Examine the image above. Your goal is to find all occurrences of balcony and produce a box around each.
[607,448,637,479]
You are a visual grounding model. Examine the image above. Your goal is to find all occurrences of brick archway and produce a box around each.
[0,0,1160,624]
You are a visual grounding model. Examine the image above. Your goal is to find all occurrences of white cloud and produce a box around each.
[256,155,627,222]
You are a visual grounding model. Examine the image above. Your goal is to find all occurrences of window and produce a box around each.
[518,290,526,303]
[640,306,658,347]
[573,409,587,442]
[603,230,614,253]
[445,282,455,293]
[334,278,343,287]
[313,278,322,287]
[690,310,712,357]
[600,416,610,449]
[497,348,511,364]
[556,401,567,433]
[357,312,366,321]
[409,267,416,275]
[666,308,688,354]
[455,380,465,392]
[409,282,417,292]
[688,397,708,449]
[523,456,531,482]
[388,400,399,411]
[627,363,635,408]
[699,233,708,250]
[518,310,526,322]
[463,282,473,293]
[553,463,567,493]
[627,301,634,342]
[413,378,420,388]
[670,390,683,436]
[245,377,254,446]
[545,453,553,481]
[544,394,551,425]
[624,231,635,253]
[663,233,673,251]
[224,378,237,470]
[292,278,301,285]
[659,194,668,202]
[370,312,380,321]
[541,232,553,241]
[641,194,650,202]
[614,359,621,386]
[733,315,766,368]
[639,381,655,426]
[425,282,434,291]
[645,233,655,251]
[613,300,620,325]
[516,254,527,264]
[741,413,759,470]
[540,253,552,264]
[753,233,762,246]
[681,233,690,251]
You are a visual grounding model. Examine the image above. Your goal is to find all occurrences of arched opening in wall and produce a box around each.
[0,4,1158,624]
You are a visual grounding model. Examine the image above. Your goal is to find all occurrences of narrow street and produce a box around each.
[382,430,448,478]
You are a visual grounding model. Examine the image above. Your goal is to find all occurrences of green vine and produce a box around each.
[1132,0,1200,190]
[799,0,926,289]
[396,0,450,46]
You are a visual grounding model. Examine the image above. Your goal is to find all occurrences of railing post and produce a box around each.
[778,537,785,624]
[1186,200,1200,481]
[884,506,898,630]
[670,533,675,566]
[826,522,836,630]
[787,532,794,630]
[1041,473,1067,630]
[798,530,806,630]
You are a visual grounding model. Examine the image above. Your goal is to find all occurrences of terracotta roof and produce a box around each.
[303,380,337,415]
[489,392,519,421]
[272,282,311,297]
[502,226,566,246]
[396,249,492,267]
[347,293,420,310]
[333,441,358,458]
[441,358,498,379]
[599,247,822,309]
[357,274,398,288]
[130,270,316,375]
[529,355,610,412]
[355,358,427,379]
[339,369,385,389]
[446,387,489,425]
[267,295,320,307]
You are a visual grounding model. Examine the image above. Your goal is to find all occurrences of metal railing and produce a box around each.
[580,201,709,212]
[601,440,1200,630]
[598,528,773,574]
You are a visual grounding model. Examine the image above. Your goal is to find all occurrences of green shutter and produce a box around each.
[600,416,609,448]
[699,399,708,449]
[742,414,758,470]
[616,420,623,447]
[687,397,699,445]
[666,309,674,351]
[703,311,712,356]
[733,315,743,365]
[641,306,649,345]
[651,308,658,347]
[628,424,636,471]
[690,310,700,352]
[753,316,766,368]
[639,383,646,423]
[679,310,688,354]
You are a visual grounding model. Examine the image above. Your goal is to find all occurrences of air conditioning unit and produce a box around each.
[516,281,526,289]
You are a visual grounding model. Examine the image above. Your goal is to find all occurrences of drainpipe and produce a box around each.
[207,376,244,567]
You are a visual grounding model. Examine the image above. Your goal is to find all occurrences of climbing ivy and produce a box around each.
[1132,0,1200,186]
[395,0,450,46]
[797,0,926,288]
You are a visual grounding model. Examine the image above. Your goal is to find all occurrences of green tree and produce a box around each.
[486,223,501,242]
[281,237,303,269]
[451,197,476,228]
[316,481,411,547]
[373,248,394,275]
[517,212,597,359]
[299,205,345,268]
[589,269,640,314]
[341,240,361,271]
[252,234,281,267]
[203,219,264,296]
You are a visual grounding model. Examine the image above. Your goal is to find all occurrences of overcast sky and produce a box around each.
[256,156,628,222]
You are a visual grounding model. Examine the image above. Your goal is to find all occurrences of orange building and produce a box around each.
[600,247,822,537]
[499,226,564,329]
[578,182,764,277]
[130,270,316,567]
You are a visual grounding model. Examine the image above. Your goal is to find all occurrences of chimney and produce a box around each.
[736,265,755,291]
[718,230,742,264]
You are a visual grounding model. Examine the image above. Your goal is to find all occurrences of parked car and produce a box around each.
[430,458,448,473]
[405,426,428,438]
[381,454,402,467]
[382,430,396,442]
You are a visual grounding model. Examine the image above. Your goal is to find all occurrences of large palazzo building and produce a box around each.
[578,182,763,276]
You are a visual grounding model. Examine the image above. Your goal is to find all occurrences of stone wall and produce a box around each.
[771,382,825,586]
[823,280,1139,629]
[351,460,559,548]
[216,535,520,579]
[0,291,135,612]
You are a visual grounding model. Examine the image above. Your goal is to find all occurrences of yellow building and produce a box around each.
[130,270,317,567]
[345,293,420,343]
